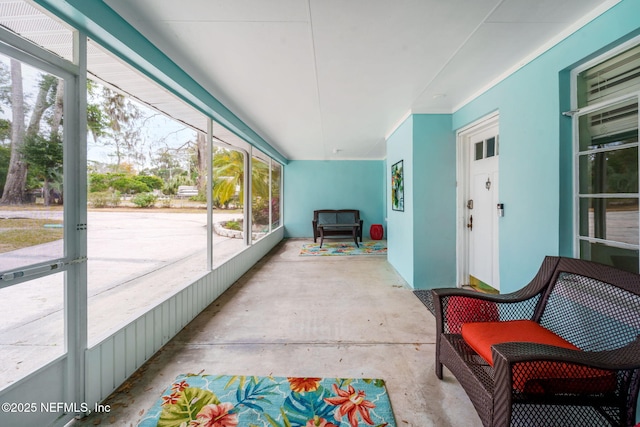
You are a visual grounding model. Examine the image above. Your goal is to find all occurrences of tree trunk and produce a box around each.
[43,178,50,206]
[196,132,207,194]
[51,80,64,133]
[27,76,55,136]
[0,59,27,204]
[47,80,64,207]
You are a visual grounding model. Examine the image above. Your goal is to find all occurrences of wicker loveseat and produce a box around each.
[432,256,640,427]
[312,209,363,246]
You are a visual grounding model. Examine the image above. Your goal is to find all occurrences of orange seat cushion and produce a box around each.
[461,320,578,365]
[461,320,616,394]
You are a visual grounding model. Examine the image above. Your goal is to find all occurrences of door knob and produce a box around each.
[467,215,473,231]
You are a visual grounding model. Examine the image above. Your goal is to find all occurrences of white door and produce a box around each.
[465,125,500,291]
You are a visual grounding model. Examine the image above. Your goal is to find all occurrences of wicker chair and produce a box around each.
[312,209,363,244]
[432,256,640,427]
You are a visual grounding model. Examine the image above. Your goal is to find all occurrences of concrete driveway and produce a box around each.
[0,208,248,388]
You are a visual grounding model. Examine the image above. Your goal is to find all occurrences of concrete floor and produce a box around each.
[68,238,481,427]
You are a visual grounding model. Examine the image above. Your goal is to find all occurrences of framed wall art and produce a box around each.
[391,160,404,211]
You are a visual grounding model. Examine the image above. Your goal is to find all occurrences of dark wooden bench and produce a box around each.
[432,256,640,427]
[312,209,363,247]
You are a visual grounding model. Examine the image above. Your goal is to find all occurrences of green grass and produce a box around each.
[0,218,63,253]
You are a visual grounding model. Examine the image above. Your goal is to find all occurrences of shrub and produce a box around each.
[111,176,149,194]
[88,191,109,208]
[131,193,158,208]
[252,196,279,226]
[189,193,206,202]
[164,174,193,196]
[159,197,171,208]
[224,220,242,231]
[88,173,109,193]
[252,197,269,225]
[88,190,121,208]
[108,190,121,207]
[134,175,164,190]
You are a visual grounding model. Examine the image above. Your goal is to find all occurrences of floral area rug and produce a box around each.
[299,241,387,256]
[138,374,396,427]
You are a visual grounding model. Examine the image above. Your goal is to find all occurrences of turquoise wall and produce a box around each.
[452,0,640,292]
[283,160,385,238]
[386,115,456,289]
[413,115,456,289]
[382,1,640,292]
[386,117,414,286]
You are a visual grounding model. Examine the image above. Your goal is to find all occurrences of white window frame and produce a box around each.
[0,28,81,287]
[0,21,88,426]
[570,36,640,266]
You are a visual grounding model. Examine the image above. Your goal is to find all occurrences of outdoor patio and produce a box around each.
[66,238,481,426]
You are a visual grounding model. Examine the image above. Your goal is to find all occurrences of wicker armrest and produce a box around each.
[489,341,640,423]
[492,338,640,371]
[432,287,527,304]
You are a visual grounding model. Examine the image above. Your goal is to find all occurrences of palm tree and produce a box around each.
[213,148,243,207]
[250,156,270,201]
[213,148,270,208]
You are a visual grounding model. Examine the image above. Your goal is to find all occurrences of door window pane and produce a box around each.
[486,137,496,158]
[474,141,483,160]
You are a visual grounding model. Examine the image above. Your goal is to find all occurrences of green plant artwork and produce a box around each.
[391,160,404,212]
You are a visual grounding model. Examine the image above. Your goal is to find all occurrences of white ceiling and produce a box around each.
[29,1,627,160]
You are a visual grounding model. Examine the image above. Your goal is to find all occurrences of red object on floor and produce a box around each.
[370,224,384,240]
